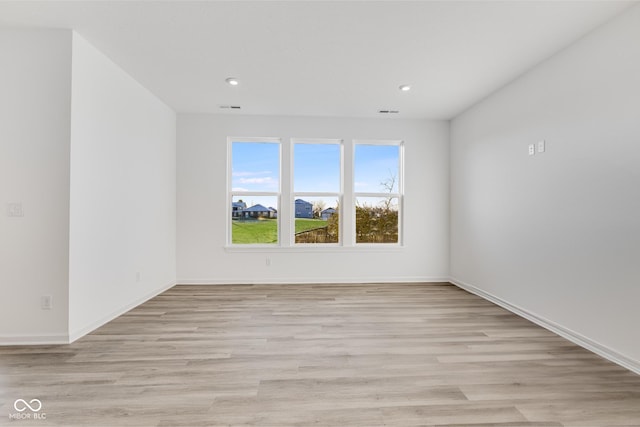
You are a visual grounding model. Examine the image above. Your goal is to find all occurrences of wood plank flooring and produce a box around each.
[1,283,640,426]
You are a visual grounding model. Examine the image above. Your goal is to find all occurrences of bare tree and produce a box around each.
[380,170,397,210]
[312,200,326,219]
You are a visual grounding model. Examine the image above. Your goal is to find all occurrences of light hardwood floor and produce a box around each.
[1,283,640,426]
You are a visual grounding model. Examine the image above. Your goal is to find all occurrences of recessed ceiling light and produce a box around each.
[399,85,411,92]
[226,77,239,86]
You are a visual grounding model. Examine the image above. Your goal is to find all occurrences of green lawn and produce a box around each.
[232,219,278,244]
[231,218,328,244]
[295,218,328,234]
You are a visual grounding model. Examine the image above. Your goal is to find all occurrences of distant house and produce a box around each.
[321,207,336,220]
[243,204,273,219]
[232,200,246,218]
[268,207,278,218]
[295,199,313,218]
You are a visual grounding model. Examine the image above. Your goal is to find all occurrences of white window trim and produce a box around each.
[291,138,343,246]
[227,137,282,247]
[226,137,405,250]
[352,140,404,247]
[224,245,404,253]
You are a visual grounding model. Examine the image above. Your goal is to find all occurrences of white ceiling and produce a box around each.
[0,1,635,119]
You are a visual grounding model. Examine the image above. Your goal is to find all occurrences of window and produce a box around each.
[229,139,280,245]
[354,142,402,244]
[293,140,342,244]
[227,138,402,248]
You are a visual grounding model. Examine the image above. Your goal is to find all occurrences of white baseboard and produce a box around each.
[177,276,450,285]
[449,277,640,376]
[0,281,177,346]
[0,333,70,346]
[68,281,176,343]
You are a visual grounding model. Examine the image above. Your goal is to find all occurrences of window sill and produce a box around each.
[224,245,404,253]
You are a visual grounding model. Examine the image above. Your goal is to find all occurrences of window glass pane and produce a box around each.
[355,197,398,244]
[232,142,279,192]
[294,196,339,244]
[354,145,399,193]
[231,196,278,244]
[294,143,340,192]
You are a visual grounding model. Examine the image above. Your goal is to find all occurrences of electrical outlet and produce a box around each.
[136,272,141,282]
[265,258,271,266]
[41,296,52,310]
[528,144,536,156]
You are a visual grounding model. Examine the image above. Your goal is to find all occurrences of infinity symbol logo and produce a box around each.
[14,399,42,412]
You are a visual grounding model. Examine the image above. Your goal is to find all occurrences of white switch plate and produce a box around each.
[528,144,536,156]
[7,202,23,217]
[538,140,546,153]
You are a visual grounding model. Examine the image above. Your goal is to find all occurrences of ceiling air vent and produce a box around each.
[219,105,241,110]
[378,109,399,114]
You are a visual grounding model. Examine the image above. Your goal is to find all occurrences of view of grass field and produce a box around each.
[295,218,328,233]
[232,219,278,244]
[232,218,328,244]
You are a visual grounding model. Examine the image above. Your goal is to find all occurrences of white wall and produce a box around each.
[0,29,72,343]
[68,33,176,340]
[450,5,640,371]
[177,114,449,284]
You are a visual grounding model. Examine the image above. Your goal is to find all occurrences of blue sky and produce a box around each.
[232,142,399,197]
[294,144,340,192]
[354,145,399,193]
[231,142,280,192]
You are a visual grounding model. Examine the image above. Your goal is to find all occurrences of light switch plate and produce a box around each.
[7,202,23,217]
[538,140,546,153]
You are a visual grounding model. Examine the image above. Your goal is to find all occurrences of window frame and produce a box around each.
[227,137,282,246]
[352,140,404,246]
[225,137,404,251]
[290,138,343,246]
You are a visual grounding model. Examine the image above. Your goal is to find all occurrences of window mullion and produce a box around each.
[281,139,292,247]
[343,139,355,246]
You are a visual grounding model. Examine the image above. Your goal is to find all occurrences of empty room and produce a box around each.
[1,1,639,426]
